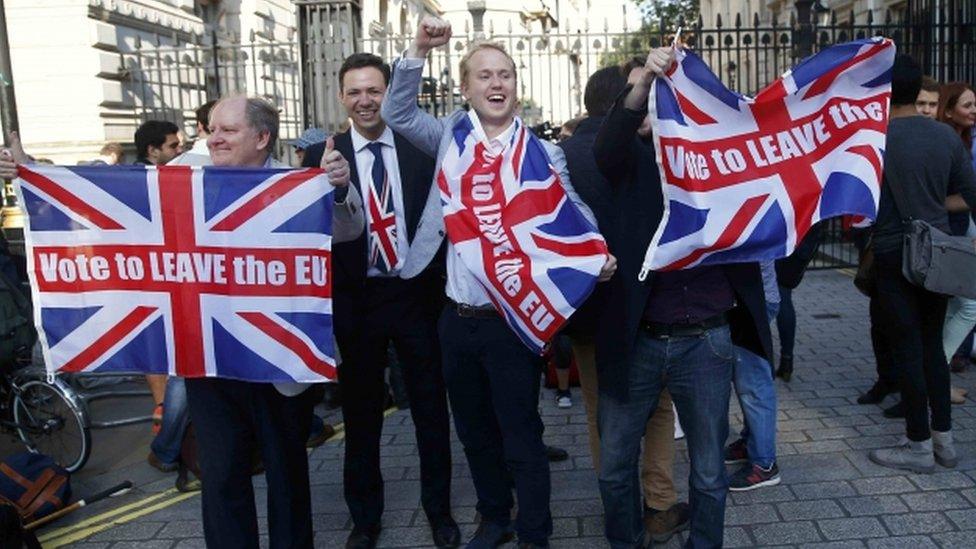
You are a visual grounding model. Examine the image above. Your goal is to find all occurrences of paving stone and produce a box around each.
[89,522,166,542]
[882,512,954,535]
[798,542,868,549]
[720,526,756,548]
[931,530,976,547]
[725,503,780,525]
[776,499,846,520]
[791,480,856,500]
[155,521,205,539]
[867,536,938,549]
[793,439,852,453]
[944,508,976,530]
[839,495,909,517]
[817,517,889,540]
[750,520,824,545]
[909,471,975,490]
[728,484,796,505]
[900,490,971,511]
[107,542,175,549]
[851,477,919,495]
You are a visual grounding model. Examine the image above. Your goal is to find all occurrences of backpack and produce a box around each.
[0,452,71,523]
[0,268,36,374]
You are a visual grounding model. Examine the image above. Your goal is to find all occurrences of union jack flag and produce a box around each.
[16,165,337,383]
[438,114,609,353]
[644,37,894,276]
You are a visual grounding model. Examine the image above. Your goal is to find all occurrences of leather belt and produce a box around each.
[451,300,498,319]
[642,313,727,339]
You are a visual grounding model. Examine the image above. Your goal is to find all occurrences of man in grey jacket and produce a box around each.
[381,17,614,549]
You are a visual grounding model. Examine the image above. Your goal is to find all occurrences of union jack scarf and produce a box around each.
[438,113,609,353]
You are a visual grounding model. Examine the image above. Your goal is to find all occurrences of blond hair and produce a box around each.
[459,41,517,85]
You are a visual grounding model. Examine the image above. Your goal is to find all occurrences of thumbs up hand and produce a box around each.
[0,131,28,180]
[320,137,350,188]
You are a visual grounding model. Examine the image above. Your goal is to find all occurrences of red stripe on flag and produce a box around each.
[802,42,889,99]
[531,235,608,257]
[17,167,124,230]
[211,169,318,231]
[237,312,336,379]
[662,195,769,271]
[59,306,158,373]
[676,90,718,125]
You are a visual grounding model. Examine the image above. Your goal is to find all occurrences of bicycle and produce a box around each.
[0,363,91,473]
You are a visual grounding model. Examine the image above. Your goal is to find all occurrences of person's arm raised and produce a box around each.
[381,15,453,157]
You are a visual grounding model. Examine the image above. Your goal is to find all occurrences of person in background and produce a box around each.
[558,62,690,544]
[867,56,976,474]
[133,119,184,434]
[98,142,124,165]
[134,120,182,166]
[937,81,976,406]
[170,101,217,166]
[915,76,941,119]
[292,127,328,167]
[725,261,782,491]
[774,222,825,382]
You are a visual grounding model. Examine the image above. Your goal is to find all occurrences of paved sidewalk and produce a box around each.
[34,270,976,548]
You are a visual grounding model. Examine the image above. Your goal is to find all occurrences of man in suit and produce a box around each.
[182,95,364,549]
[592,49,772,549]
[558,65,689,545]
[302,53,459,549]
[382,17,615,549]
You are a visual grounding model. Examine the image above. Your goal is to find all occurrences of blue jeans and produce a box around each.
[150,376,189,465]
[598,325,734,549]
[734,301,779,469]
[776,286,795,357]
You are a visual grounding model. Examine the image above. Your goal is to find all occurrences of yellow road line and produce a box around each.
[37,488,180,542]
[38,406,401,545]
[327,406,398,442]
[41,490,199,547]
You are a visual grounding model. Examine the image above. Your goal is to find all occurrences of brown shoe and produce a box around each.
[147,451,177,473]
[644,502,690,544]
[951,386,968,405]
[306,423,336,448]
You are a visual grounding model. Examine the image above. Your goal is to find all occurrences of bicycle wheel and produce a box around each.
[12,379,91,473]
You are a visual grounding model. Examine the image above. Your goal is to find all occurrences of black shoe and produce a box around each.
[775,355,793,382]
[429,515,460,548]
[857,382,896,405]
[883,400,906,419]
[466,520,514,548]
[545,445,568,462]
[345,526,380,549]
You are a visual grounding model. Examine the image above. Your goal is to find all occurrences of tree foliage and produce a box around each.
[634,0,700,27]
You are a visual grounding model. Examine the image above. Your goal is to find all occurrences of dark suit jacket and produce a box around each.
[303,130,440,325]
[558,116,614,338]
[593,88,773,401]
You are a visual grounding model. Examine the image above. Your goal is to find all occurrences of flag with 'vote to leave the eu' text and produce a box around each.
[642,37,895,279]
[16,164,338,383]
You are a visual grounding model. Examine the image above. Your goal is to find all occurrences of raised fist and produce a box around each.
[410,16,452,58]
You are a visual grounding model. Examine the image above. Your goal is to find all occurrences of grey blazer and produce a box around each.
[381,57,597,280]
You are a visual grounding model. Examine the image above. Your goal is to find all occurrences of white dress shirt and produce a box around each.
[444,111,518,306]
[351,126,408,277]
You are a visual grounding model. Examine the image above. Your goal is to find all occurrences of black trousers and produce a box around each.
[870,294,898,387]
[336,275,452,531]
[185,378,316,549]
[874,251,951,440]
[439,306,552,545]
